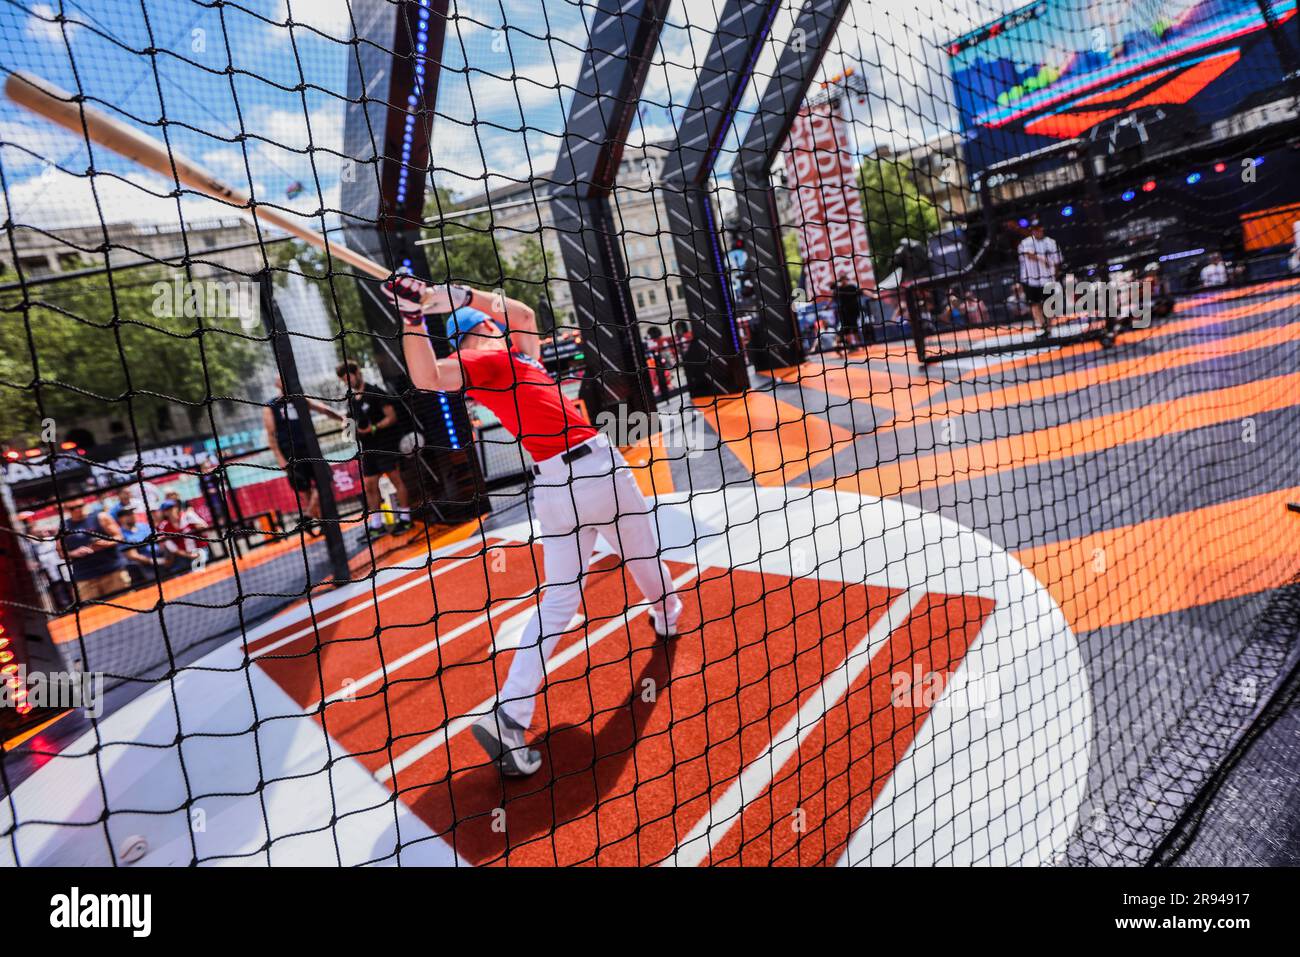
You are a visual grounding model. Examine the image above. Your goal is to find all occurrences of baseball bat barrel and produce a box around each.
[4,70,393,281]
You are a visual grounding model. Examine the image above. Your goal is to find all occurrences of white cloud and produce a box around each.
[25,3,67,44]
[1,165,233,231]
[274,0,357,40]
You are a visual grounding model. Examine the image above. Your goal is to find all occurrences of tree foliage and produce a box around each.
[0,266,253,446]
[423,187,552,312]
[856,156,941,278]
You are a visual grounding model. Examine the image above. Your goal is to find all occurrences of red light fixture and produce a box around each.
[1141,180,1157,192]
[1214,162,1226,173]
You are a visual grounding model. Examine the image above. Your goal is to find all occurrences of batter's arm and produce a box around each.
[402,324,465,393]
[457,286,541,361]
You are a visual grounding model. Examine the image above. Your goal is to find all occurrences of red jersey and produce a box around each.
[458,348,597,462]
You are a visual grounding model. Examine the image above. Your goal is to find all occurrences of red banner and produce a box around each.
[784,98,875,300]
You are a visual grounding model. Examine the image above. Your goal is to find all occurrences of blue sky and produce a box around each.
[0,0,1011,235]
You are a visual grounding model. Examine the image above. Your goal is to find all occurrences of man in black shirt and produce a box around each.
[834,274,863,355]
[337,361,413,535]
[263,376,339,531]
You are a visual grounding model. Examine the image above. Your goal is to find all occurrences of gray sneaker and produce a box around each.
[472,709,542,777]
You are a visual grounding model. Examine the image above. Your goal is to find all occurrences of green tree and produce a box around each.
[423,187,553,312]
[269,240,373,367]
[782,228,804,288]
[857,156,941,279]
[0,267,253,446]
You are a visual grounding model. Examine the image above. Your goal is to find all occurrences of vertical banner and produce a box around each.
[784,98,875,300]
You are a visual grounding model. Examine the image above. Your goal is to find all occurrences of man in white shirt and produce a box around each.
[1199,252,1228,288]
[1018,219,1062,337]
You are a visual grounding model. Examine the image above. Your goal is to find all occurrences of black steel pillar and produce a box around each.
[259,277,351,586]
[732,0,852,371]
[338,0,487,523]
[549,0,671,424]
[660,0,784,396]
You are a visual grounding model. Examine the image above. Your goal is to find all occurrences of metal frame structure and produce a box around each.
[659,0,783,396]
[341,0,485,521]
[550,0,672,424]
[731,0,853,371]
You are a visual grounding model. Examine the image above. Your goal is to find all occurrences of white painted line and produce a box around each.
[660,587,926,867]
[312,591,539,709]
[242,535,492,651]
[374,565,703,784]
[250,549,485,660]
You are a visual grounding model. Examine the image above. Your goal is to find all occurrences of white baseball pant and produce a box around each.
[498,433,682,729]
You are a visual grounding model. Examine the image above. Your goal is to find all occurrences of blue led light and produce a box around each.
[1061,205,1073,217]
[437,394,460,448]
[1186,172,1201,184]
[1017,218,1028,228]
[1121,189,1135,202]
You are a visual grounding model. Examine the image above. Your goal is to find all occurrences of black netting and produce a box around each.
[1,0,1298,867]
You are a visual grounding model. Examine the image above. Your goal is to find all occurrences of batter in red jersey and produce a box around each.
[386,275,682,777]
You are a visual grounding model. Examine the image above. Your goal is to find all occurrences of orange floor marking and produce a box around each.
[920,318,1300,424]
[696,391,851,487]
[48,517,483,644]
[821,370,1300,499]
[622,437,676,498]
[2,710,73,751]
[966,296,1296,381]
[1013,486,1300,633]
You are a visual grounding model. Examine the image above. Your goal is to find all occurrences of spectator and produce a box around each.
[1006,282,1031,322]
[1018,217,1063,338]
[117,511,158,585]
[962,289,989,326]
[199,458,242,531]
[942,287,966,326]
[57,496,130,600]
[156,499,212,573]
[1200,251,1228,288]
[834,274,863,353]
[104,488,137,520]
[30,517,73,607]
[1143,263,1175,320]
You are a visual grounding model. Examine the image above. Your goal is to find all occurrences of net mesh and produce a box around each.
[0,0,1298,867]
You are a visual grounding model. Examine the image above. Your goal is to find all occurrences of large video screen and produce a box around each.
[949,0,1299,178]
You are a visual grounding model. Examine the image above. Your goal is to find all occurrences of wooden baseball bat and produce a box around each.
[4,70,393,281]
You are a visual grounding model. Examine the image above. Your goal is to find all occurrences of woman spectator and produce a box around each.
[156,498,212,574]
[962,289,989,326]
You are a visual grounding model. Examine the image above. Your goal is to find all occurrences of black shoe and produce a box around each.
[387,520,413,536]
